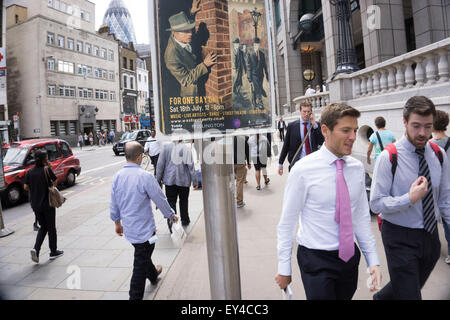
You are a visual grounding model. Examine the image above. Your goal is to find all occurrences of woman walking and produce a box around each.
[24,149,64,263]
[248,134,270,190]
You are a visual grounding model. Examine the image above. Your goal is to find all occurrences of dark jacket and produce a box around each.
[279,119,324,167]
[25,166,57,212]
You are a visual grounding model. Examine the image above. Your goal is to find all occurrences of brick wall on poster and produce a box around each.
[195,0,232,109]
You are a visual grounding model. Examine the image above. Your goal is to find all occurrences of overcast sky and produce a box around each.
[91,0,150,44]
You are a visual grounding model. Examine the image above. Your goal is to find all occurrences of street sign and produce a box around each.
[0,147,5,191]
[150,0,276,138]
[0,48,6,105]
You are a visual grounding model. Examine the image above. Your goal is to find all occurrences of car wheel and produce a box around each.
[6,185,22,207]
[66,170,76,187]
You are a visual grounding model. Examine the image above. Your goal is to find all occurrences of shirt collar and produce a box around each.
[124,163,141,169]
[174,38,192,52]
[300,118,310,125]
[399,135,418,153]
[320,143,349,165]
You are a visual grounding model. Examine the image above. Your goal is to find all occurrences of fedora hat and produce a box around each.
[166,12,196,32]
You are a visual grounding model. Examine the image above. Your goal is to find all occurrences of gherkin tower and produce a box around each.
[103,0,137,45]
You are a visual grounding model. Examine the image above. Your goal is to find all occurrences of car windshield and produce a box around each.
[3,147,29,166]
[121,132,137,141]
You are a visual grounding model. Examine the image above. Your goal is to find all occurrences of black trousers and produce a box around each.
[297,244,361,300]
[375,220,440,300]
[279,129,285,142]
[129,240,158,300]
[165,185,190,224]
[34,206,57,254]
[150,154,159,173]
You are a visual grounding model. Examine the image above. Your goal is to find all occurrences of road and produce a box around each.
[1,145,127,226]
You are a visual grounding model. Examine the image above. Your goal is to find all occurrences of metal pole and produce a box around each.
[0,203,13,238]
[201,138,241,300]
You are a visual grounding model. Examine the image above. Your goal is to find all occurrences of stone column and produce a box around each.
[360,0,407,67]
[412,0,448,49]
[195,0,232,109]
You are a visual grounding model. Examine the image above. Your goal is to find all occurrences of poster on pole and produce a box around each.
[150,0,275,138]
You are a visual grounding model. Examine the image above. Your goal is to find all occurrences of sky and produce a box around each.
[91,0,150,44]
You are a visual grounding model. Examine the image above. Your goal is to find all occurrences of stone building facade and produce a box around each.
[5,0,122,145]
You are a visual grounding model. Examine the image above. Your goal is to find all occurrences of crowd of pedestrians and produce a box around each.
[21,93,449,301]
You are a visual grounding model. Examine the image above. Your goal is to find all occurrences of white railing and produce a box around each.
[292,92,330,111]
[351,38,450,98]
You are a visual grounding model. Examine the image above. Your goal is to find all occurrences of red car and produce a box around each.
[1,139,81,207]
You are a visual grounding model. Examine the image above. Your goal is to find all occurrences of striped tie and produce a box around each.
[415,148,437,234]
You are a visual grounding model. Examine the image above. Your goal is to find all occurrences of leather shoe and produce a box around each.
[150,265,163,285]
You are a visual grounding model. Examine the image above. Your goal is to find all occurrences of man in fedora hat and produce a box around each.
[247,37,268,109]
[164,7,217,97]
[232,38,247,98]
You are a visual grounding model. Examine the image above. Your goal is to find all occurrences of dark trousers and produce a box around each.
[165,185,190,224]
[297,244,361,300]
[279,129,285,142]
[34,207,57,254]
[150,154,159,173]
[129,240,158,300]
[375,220,440,300]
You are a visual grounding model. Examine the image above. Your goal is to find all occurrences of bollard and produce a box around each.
[201,138,241,300]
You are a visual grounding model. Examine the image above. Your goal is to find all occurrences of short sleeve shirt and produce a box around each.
[369,130,396,160]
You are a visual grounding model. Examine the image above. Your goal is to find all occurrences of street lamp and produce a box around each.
[329,0,359,78]
[250,7,262,39]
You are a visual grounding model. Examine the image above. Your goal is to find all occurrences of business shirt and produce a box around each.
[370,136,450,228]
[156,142,198,188]
[144,137,161,157]
[110,163,175,244]
[298,119,318,160]
[277,145,380,276]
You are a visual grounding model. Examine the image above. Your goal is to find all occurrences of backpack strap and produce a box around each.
[429,141,444,166]
[384,143,398,182]
[444,138,450,152]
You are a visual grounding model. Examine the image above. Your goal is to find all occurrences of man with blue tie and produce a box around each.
[278,101,324,175]
[275,103,382,300]
[370,96,450,300]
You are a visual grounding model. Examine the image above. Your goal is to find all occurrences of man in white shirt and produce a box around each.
[305,84,316,96]
[144,129,162,174]
[275,103,382,300]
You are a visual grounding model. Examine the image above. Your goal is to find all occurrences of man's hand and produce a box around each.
[275,274,291,290]
[247,164,252,170]
[278,166,283,176]
[310,112,316,126]
[191,0,201,15]
[203,51,217,68]
[368,266,382,292]
[367,157,371,165]
[169,215,179,224]
[115,221,123,236]
[409,176,428,204]
[193,185,199,190]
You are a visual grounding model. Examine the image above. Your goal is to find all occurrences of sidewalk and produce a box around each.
[1,139,449,300]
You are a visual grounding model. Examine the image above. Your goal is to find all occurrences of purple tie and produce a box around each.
[335,159,354,262]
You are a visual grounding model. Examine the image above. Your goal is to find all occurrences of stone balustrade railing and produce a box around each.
[351,38,449,98]
[292,91,330,111]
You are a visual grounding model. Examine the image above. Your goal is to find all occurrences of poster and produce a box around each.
[153,0,274,136]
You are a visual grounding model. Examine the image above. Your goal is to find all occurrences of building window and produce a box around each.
[57,35,65,48]
[76,41,83,52]
[85,43,91,55]
[48,84,56,96]
[129,59,134,71]
[59,86,75,97]
[47,32,55,45]
[67,4,73,15]
[87,66,92,76]
[69,121,77,135]
[50,121,57,136]
[109,71,115,80]
[130,77,134,90]
[85,12,90,22]
[94,68,99,78]
[48,58,55,70]
[48,0,53,7]
[94,46,99,56]
[109,50,114,61]
[138,74,142,82]
[59,121,67,135]
[58,60,74,73]
[110,91,116,101]
[101,69,107,79]
[123,57,127,69]
[61,2,66,13]
[123,75,128,89]
[101,48,107,59]
[54,0,60,10]
[67,38,74,50]
[80,10,85,20]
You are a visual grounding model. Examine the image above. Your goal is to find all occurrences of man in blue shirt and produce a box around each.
[110,141,178,300]
[367,116,396,165]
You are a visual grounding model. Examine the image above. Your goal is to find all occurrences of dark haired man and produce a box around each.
[278,101,324,175]
[111,142,178,300]
[276,103,382,300]
[370,96,450,299]
[367,116,396,165]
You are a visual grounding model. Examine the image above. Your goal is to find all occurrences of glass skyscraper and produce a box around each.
[103,0,137,45]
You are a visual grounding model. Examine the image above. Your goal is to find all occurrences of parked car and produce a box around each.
[112,129,152,156]
[1,139,81,207]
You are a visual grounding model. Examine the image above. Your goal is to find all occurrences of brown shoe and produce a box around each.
[155,265,163,276]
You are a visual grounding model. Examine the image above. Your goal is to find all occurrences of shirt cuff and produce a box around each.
[364,252,381,268]
[278,163,283,168]
[277,261,292,277]
[313,124,318,129]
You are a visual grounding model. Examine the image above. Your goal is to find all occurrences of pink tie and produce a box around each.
[335,159,354,262]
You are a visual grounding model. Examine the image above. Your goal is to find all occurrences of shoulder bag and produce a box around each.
[44,167,66,208]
